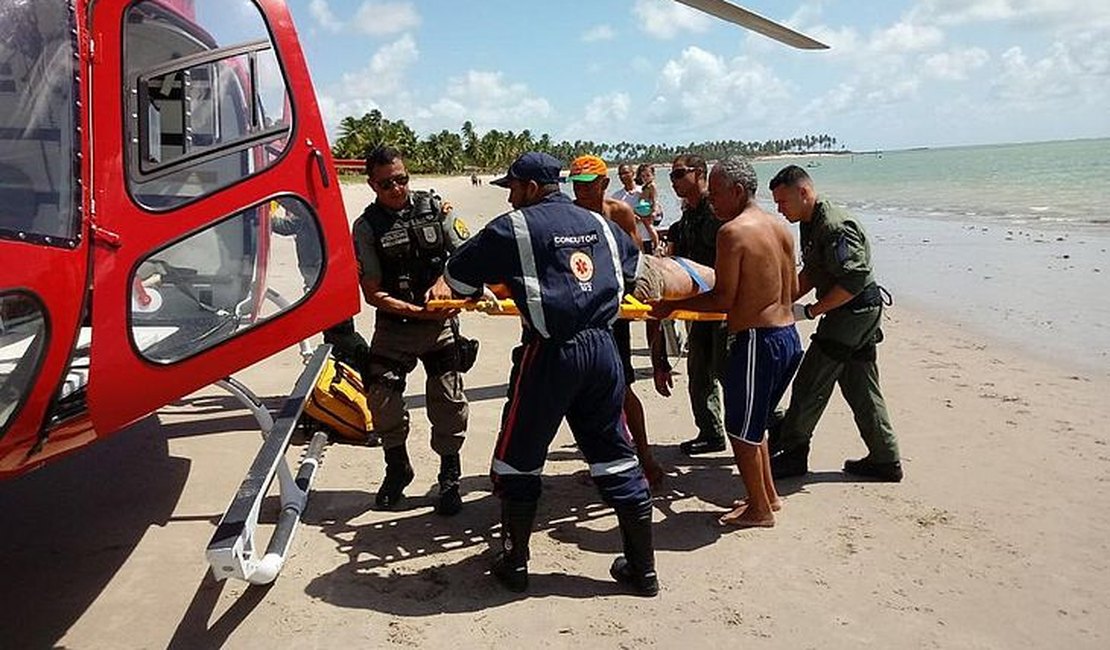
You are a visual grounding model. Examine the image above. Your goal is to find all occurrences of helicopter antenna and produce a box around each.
[675,0,829,50]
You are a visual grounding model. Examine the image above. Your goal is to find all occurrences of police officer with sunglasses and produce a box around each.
[352,145,473,515]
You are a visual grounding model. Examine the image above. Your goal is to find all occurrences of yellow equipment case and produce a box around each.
[301,357,376,444]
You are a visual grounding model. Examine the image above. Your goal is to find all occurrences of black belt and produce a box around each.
[835,283,889,314]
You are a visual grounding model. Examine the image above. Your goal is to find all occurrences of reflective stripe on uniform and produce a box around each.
[589,457,639,477]
[508,210,551,339]
[444,264,480,297]
[491,458,543,476]
[587,210,625,326]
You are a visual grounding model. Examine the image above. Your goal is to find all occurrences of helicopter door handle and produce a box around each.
[91,222,122,248]
[310,147,330,189]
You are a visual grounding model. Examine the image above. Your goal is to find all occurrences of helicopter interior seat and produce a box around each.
[0,323,181,408]
[56,325,181,400]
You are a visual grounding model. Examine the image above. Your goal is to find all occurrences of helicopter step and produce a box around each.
[205,344,331,585]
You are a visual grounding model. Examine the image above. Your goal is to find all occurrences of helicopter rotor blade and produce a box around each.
[675,0,829,50]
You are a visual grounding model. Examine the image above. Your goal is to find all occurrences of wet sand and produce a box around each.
[1,176,1108,648]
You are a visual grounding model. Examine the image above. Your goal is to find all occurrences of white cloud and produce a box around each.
[633,0,712,39]
[868,20,945,55]
[584,92,632,126]
[646,46,793,136]
[581,25,616,42]
[309,0,342,32]
[912,0,1110,29]
[353,1,421,36]
[993,43,1089,106]
[338,34,419,97]
[923,47,990,80]
[421,71,553,133]
[318,35,418,134]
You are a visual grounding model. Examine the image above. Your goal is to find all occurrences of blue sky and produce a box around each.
[288,0,1110,151]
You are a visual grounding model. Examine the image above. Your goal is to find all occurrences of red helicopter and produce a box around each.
[0,0,824,585]
[0,0,359,583]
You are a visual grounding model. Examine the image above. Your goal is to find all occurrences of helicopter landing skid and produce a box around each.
[205,344,331,585]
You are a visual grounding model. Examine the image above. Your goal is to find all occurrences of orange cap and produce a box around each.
[567,155,608,182]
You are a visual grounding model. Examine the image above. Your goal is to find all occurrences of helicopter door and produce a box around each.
[0,0,90,468]
[87,0,357,433]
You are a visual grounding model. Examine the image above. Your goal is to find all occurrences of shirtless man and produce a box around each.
[655,156,803,528]
[568,154,665,487]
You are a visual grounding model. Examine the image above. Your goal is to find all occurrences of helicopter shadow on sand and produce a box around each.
[0,415,189,650]
[298,440,755,615]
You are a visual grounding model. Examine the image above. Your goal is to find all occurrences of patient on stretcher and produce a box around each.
[633,255,716,303]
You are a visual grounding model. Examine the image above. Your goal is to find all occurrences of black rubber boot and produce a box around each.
[610,501,659,597]
[492,499,536,593]
[374,445,415,510]
[435,453,463,516]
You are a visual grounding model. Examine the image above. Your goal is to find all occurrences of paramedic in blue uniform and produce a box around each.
[431,152,659,597]
[352,145,471,516]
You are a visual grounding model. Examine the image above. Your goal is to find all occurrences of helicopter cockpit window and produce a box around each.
[0,0,79,246]
[1,292,47,436]
[124,0,292,211]
[130,195,322,364]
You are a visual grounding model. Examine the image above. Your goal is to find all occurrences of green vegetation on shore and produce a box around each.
[331,109,842,174]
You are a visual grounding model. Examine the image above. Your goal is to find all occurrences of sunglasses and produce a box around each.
[373,173,410,190]
[669,167,694,180]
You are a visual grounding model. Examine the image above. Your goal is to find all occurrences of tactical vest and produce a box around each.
[367,191,449,305]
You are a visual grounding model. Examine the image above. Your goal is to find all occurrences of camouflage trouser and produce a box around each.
[364,316,468,454]
[776,305,899,463]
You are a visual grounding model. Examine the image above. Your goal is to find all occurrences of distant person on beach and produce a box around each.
[768,165,903,482]
[431,152,658,597]
[569,154,665,488]
[351,145,471,516]
[658,153,729,456]
[613,163,659,254]
[635,164,664,228]
[654,156,802,528]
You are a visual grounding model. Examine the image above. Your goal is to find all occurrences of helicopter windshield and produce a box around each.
[0,0,79,245]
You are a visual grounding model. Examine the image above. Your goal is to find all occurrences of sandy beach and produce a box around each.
[2,175,1109,648]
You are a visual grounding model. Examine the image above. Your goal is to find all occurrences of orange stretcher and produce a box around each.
[426,295,726,322]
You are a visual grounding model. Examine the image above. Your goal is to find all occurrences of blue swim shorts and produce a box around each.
[724,325,803,445]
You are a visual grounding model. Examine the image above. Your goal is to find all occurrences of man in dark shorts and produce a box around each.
[655,156,802,528]
[569,154,664,487]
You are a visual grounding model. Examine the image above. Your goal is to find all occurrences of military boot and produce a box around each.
[770,443,810,479]
[492,499,536,593]
[375,445,415,510]
[435,453,463,516]
[610,501,659,597]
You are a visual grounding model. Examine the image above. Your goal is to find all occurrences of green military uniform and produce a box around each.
[666,193,728,443]
[352,190,470,455]
[777,198,900,463]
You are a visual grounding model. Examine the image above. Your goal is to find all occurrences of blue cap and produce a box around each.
[491,152,564,188]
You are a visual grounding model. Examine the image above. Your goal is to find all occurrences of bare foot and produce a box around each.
[719,504,775,528]
[732,498,782,512]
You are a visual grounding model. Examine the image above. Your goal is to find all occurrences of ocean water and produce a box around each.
[622,138,1110,376]
[645,138,1110,231]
